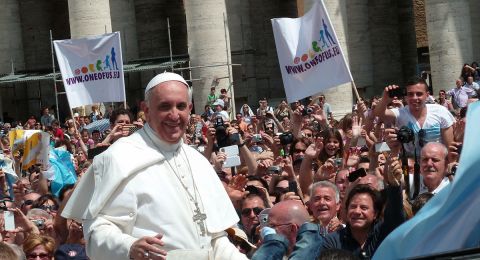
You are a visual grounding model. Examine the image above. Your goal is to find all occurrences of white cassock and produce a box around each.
[62,124,246,260]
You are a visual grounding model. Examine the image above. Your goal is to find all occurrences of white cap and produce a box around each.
[212,99,224,108]
[145,72,189,95]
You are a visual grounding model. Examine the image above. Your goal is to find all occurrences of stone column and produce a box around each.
[185,0,232,113]
[110,0,138,62]
[398,0,419,82]
[346,0,373,96]
[426,0,473,94]
[305,0,353,118]
[469,0,480,62]
[68,0,112,39]
[0,0,24,74]
[226,0,252,107]
[369,0,403,93]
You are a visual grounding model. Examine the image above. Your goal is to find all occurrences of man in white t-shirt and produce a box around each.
[374,77,455,157]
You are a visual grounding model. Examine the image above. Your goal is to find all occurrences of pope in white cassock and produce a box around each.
[62,72,247,260]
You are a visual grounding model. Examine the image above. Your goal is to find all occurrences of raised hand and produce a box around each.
[305,137,324,160]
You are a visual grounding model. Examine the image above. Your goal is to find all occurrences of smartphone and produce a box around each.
[223,155,241,168]
[267,166,283,175]
[4,211,15,231]
[220,145,239,156]
[388,87,405,98]
[357,137,367,147]
[375,142,391,153]
[122,124,139,136]
[288,181,298,194]
[348,168,367,182]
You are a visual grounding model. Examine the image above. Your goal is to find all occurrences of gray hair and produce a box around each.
[310,181,340,203]
[421,142,448,160]
[144,82,193,107]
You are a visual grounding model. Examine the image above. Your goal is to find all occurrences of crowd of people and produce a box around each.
[0,68,476,259]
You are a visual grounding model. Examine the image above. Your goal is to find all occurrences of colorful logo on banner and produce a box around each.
[287,19,340,75]
[65,47,121,85]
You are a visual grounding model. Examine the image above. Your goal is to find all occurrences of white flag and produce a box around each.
[271,1,352,103]
[54,32,126,108]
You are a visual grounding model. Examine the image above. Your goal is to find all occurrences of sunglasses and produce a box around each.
[27,253,50,260]
[39,204,59,212]
[241,207,264,217]
[294,148,306,153]
[22,200,34,206]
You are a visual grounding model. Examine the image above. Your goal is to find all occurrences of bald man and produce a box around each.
[252,201,323,260]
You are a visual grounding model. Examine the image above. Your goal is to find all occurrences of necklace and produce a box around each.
[144,129,208,236]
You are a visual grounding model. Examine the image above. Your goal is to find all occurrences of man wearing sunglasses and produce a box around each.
[239,194,267,242]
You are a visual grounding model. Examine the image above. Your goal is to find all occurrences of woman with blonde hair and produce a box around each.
[23,234,55,260]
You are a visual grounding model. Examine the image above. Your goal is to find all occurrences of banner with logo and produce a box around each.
[54,32,126,108]
[271,1,352,103]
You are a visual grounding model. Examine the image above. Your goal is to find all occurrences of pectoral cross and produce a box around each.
[193,207,207,236]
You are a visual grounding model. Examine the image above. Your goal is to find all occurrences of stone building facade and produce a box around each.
[0,0,478,121]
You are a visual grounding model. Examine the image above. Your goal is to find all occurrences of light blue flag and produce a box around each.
[373,102,480,259]
[49,148,77,198]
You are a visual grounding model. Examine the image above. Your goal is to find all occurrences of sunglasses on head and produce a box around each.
[241,207,263,217]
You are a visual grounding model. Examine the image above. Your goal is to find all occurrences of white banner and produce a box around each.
[54,32,126,108]
[271,1,352,103]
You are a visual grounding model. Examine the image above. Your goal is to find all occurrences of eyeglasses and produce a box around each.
[294,148,306,153]
[27,253,50,260]
[22,200,34,207]
[241,207,264,217]
[268,222,292,229]
[39,204,59,212]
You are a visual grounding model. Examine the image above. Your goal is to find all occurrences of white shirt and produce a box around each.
[63,124,245,260]
[391,104,455,157]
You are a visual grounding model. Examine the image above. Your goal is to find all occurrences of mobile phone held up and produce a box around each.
[348,168,367,182]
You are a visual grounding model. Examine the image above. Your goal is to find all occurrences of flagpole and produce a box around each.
[318,0,361,102]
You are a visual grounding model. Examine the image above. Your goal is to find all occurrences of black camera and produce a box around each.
[397,126,414,143]
[215,116,240,148]
[301,107,314,116]
[279,132,294,145]
[245,185,260,195]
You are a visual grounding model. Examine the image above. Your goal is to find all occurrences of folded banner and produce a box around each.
[8,130,50,170]
[271,0,352,103]
[373,102,480,259]
[54,32,126,108]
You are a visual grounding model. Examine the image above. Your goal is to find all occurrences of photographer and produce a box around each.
[205,117,257,176]
[373,77,455,157]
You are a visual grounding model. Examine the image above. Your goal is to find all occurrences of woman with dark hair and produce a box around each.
[23,234,55,260]
[32,194,59,217]
[320,158,406,259]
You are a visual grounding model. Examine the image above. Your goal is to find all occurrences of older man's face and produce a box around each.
[144,81,192,144]
[309,186,339,226]
[421,145,447,191]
